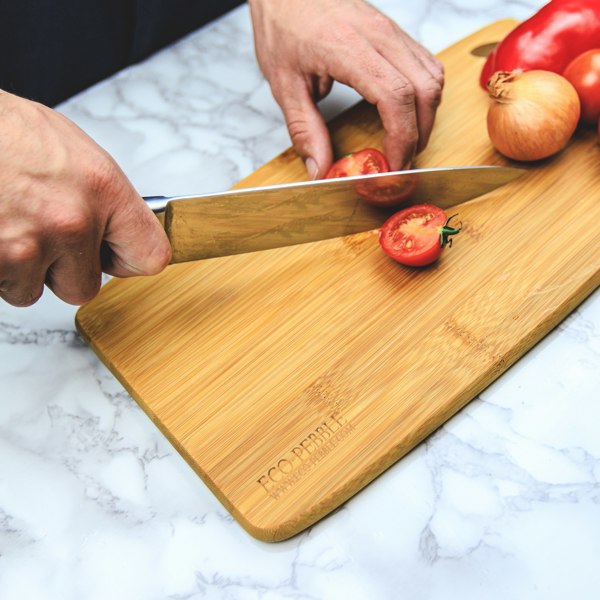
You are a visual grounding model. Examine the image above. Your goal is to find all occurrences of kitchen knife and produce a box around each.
[144,165,525,263]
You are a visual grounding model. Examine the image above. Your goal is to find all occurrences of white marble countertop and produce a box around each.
[2,1,600,598]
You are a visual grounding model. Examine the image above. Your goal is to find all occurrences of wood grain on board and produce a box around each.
[76,20,600,541]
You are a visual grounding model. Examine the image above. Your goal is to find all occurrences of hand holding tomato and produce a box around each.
[0,91,171,307]
[247,0,444,178]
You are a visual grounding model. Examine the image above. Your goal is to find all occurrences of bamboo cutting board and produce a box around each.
[76,20,600,541]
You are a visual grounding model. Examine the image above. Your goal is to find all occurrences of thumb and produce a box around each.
[276,78,333,179]
[102,190,172,278]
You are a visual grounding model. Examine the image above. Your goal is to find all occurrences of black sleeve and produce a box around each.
[0,0,244,107]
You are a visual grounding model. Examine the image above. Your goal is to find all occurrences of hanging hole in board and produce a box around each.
[470,42,498,57]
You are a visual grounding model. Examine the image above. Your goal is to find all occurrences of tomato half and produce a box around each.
[325,148,389,179]
[324,147,412,206]
[563,49,600,123]
[379,204,461,267]
[353,172,417,207]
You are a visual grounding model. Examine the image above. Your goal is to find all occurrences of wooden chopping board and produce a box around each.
[76,20,600,542]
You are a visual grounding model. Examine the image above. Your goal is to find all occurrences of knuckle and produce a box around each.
[385,129,419,156]
[53,210,91,240]
[385,78,417,110]
[1,285,44,308]
[158,241,173,269]
[69,284,101,305]
[321,21,361,46]
[419,77,443,107]
[54,276,101,306]
[2,237,41,265]
[431,58,445,85]
[369,12,397,36]
[145,240,172,275]
[287,118,310,146]
[283,107,312,148]
[400,128,420,149]
[86,153,126,200]
[20,287,44,307]
[81,268,103,301]
[116,226,172,277]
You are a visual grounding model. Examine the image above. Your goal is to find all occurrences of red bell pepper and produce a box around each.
[480,0,600,89]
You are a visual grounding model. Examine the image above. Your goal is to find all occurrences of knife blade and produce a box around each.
[144,165,525,263]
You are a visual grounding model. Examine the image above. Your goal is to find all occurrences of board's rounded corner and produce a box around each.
[235,512,310,544]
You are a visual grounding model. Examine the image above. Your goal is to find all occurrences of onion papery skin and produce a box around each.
[487,70,581,162]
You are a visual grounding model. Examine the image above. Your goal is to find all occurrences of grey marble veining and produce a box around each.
[2,1,600,599]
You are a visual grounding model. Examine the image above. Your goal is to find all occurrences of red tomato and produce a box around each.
[325,147,412,207]
[353,172,417,207]
[379,204,461,267]
[563,49,600,123]
[325,148,389,179]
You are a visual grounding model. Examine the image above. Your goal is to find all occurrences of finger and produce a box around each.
[0,240,46,307]
[374,35,444,154]
[102,190,172,278]
[390,62,442,157]
[416,46,445,85]
[351,8,444,158]
[366,14,444,81]
[270,73,334,179]
[0,280,45,307]
[324,37,420,169]
[378,76,419,171]
[45,245,103,306]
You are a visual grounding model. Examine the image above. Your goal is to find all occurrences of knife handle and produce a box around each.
[143,196,170,214]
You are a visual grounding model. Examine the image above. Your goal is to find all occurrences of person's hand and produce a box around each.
[0,91,171,307]
[248,0,444,177]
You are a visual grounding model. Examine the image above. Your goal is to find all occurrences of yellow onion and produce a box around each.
[487,70,580,161]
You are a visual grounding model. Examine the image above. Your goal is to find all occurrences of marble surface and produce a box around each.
[2,1,600,598]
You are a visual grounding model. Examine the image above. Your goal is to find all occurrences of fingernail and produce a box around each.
[305,157,319,180]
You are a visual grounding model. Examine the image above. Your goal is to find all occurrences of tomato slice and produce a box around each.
[325,147,414,206]
[325,148,389,179]
[353,172,417,207]
[563,49,600,123]
[379,204,461,267]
